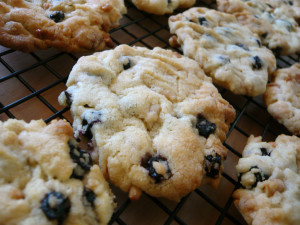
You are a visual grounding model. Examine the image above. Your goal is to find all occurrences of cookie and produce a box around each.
[264,0,300,23]
[130,0,196,15]
[169,7,276,97]
[0,0,126,52]
[58,44,236,201]
[0,119,115,225]
[233,135,300,225]
[264,63,300,135]
[217,0,300,56]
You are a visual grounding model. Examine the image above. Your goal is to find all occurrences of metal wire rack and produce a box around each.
[0,0,299,224]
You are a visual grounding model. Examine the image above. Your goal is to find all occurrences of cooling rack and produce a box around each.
[0,0,299,224]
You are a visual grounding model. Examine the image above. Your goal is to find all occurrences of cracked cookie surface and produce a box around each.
[264,63,300,135]
[59,44,236,201]
[0,119,115,225]
[169,7,276,96]
[217,0,300,56]
[0,0,126,52]
[234,135,300,225]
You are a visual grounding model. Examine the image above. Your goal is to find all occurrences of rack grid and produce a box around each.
[0,0,299,225]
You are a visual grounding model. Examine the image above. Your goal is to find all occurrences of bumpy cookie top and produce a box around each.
[169,7,276,97]
[0,119,115,225]
[130,0,196,15]
[265,0,300,23]
[0,0,126,52]
[234,135,300,225]
[264,63,300,135]
[217,0,300,56]
[59,45,236,201]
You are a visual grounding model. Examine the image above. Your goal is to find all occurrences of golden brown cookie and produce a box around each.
[234,135,300,225]
[169,7,276,96]
[217,0,300,56]
[58,44,236,201]
[0,0,126,52]
[0,119,115,225]
[264,63,300,135]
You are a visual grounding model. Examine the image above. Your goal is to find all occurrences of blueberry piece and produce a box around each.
[68,140,92,179]
[141,153,171,183]
[83,188,96,207]
[41,192,70,223]
[238,166,270,189]
[196,114,216,138]
[64,91,72,107]
[205,153,222,178]
[255,38,261,47]
[168,0,171,3]
[123,60,131,70]
[198,17,208,26]
[266,3,273,8]
[218,55,231,64]
[260,147,271,156]
[288,1,293,5]
[249,166,269,188]
[236,43,249,51]
[49,11,65,23]
[251,56,263,70]
[81,111,102,139]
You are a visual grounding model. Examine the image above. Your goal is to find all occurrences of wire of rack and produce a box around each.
[0,0,299,225]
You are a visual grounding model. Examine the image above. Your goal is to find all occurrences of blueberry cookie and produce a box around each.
[0,0,126,52]
[217,0,300,56]
[233,135,300,225]
[58,45,236,201]
[0,119,115,225]
[264,63,300,135]
[130,0,196,15]
[264,0,300,23]
[169,7,276,97]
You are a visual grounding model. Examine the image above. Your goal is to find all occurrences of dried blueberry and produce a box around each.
[205,153,222,178]
[236,43,249,51]
[64,91,72,107]
[266,3,273,8]
[83,188,96,207]
[68,140,92,179]
[196,114,216,138]
[255,38,262,47]
[250,166,269,188]
[81,110,102,139]
[288,1,293,5]
[123,60,131,70]
[168,0,171,3]
[198,17,208,26]
[49,11,65,23]
[251,56,263,70]
[260,147,271,156]
[141,153,171,183]
[41,191,70,224]
[238,166,270,189]
[218,55,231,64]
